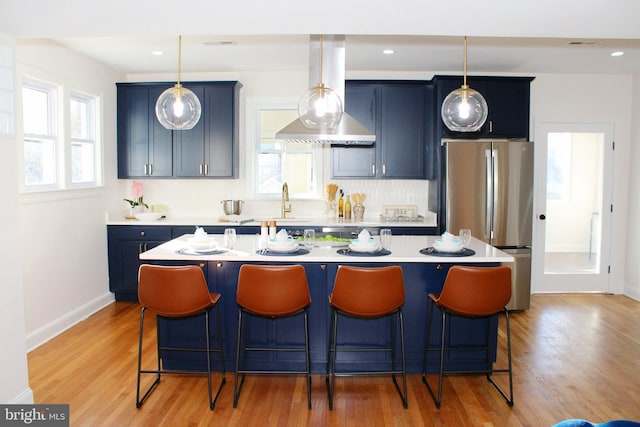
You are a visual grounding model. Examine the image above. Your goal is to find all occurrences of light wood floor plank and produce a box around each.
[28,294,640,426]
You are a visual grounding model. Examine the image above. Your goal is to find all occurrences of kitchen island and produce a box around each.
[139,234,513,374]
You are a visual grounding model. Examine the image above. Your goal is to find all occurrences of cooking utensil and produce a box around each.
[221,200,243,215]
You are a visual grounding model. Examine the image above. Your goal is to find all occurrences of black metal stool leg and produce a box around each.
[136,307,160,408]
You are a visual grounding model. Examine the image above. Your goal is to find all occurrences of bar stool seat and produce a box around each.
[326,265,408,410]
[136,264,226,410]
[234,264,312,409]
[422,265,513,408]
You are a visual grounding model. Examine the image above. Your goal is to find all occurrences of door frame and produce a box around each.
[531,122,614,293]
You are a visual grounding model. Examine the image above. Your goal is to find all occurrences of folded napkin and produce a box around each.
[441,231,459,243]
[357,229,374,242]
[193,226,209,240]
[275,229,291,242]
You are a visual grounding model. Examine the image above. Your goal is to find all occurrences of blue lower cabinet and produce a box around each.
[157,261,499,373]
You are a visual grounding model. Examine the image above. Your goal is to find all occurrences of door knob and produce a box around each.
[539,214,546,220]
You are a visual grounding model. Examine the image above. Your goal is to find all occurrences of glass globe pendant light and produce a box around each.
[441,36,488,132]
[298,35,343,129]
[155,35,202,130]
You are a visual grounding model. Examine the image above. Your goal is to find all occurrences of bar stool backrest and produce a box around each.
[237,264,311,317]
[330,265,405,318]
[138,264,214,317]
[435,265,512,317]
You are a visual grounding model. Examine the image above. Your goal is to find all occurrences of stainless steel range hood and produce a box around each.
[275,35,376,145]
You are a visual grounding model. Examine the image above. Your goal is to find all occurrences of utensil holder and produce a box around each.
[353,204,365,222]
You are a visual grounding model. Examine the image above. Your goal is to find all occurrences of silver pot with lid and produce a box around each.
[221,200,243,215]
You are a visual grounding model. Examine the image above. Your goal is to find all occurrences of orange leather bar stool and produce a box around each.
[136,264,226,410]
[422,265,513,408]
[234,264,312,409]
[327,265,407,409]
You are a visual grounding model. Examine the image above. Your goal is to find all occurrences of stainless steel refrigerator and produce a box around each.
[443,139,534,310]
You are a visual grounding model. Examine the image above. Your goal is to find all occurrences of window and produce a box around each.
[255,108,322,198]
[70,93,97,185]
[22,80,58,188]
[22,78,101,191]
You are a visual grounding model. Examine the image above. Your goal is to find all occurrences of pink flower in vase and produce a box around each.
[123,180,149,209]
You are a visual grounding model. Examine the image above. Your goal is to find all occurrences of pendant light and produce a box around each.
[441,36,488,132]
[297,35,343,129]
[155,35,202,130]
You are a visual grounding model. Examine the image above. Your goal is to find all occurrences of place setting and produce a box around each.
[176,226,229,255]
[420,229,475,257]
[337,229,391,257]
[256,229,310,256]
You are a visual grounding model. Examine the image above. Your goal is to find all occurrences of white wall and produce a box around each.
[625,73,640,301]
[15,40,122,349]
[0,34,32,404]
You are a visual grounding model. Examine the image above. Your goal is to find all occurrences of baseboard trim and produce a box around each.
[9,387,34,404]
[26,293,115,352]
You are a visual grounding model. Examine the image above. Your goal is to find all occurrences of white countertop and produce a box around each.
[107,215,437,228]
[140,234,514,264]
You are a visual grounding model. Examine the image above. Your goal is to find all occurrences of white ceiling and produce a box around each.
[3,1,640,75]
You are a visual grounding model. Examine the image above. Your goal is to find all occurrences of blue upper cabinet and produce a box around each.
[117,84,173,178]
[434,75,534,140]
[332,81,433,179]
[117,81,241,179]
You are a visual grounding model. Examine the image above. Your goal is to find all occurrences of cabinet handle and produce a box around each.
[320,264,326,270]
[199,164,203,175]
[371,164,375,175]
[138,243,143,254]
[149,164,153,175]
[216,262,223,268]
[436,264,443,270]
[204,163,208,176]
[489,120,494,133]
[144,164,148,175]
[199,263,205,269]
[140,231,145,237]
[144,243,148,252]
[382,164,386,175]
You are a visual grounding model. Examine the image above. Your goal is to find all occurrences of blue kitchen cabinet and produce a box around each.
[107,225,172,301]
[156,260,498,374]
[117,84,173,178]
[117,81,241,179]
[332,81,432,179]
[173,81,241,178]
[434,75,534,139]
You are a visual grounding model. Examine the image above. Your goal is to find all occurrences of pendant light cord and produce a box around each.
[177,35,182,86]
[463,36,468,88]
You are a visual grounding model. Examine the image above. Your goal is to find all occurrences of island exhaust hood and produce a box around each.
[275,35,376,145]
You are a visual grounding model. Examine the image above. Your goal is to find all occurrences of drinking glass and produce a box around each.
[459,228,472,247]
[224,228,237,249]
[380,229,392,250]
[303,229,316,249]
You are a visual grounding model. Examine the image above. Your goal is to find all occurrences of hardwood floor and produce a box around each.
[28,294,640,426]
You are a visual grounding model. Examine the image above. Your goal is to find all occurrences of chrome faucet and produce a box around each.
[281,182,292,218]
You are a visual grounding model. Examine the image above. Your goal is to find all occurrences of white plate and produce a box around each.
[134,212,164,221]
[267,243,300,253]
[187,237,217,250]
[193,247,226,254]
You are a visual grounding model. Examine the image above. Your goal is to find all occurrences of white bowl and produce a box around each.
[268,240,299,253]
[134,212,164,221]
[433,240,464,253]
[187,237,217,250]
[349,240,381,253]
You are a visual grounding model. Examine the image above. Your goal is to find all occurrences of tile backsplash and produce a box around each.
[117,179,433,221]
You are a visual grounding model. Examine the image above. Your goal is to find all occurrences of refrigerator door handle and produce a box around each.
[492,149,499,241]
[485,149,492,239]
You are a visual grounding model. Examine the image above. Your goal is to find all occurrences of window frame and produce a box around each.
[20,74,102,195]
[250,103,324,200]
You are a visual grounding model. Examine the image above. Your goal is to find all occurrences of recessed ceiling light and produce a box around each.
[382,49,394,55]
[611,51,624,57]
[152,50,163,56]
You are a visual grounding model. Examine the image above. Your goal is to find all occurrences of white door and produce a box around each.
[531,122,613,293]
